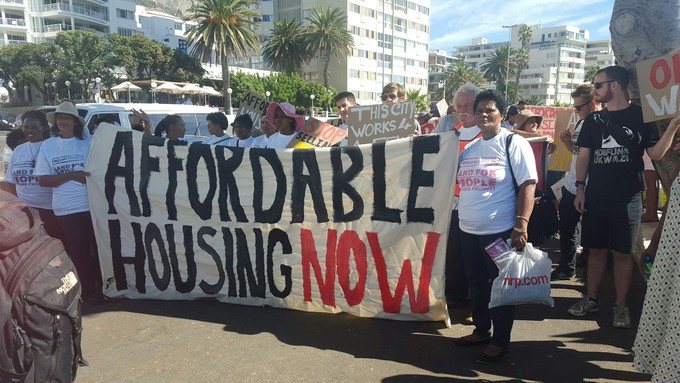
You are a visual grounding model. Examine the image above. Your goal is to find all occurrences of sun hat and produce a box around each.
[265,102,305,131]
[514,109,543,130]
[47,102,85,126]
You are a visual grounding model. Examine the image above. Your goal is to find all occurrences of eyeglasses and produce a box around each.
[573,101,590,112]
[593,80,616,89]
[381,93,398,101]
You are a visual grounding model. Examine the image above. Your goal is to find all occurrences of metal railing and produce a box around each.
[40,3,108,22]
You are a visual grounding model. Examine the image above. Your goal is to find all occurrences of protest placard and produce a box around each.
[239,91,270,133]
[346,101,417,145]
[86,125,460,322]
[526,105,571,138]
[636,50,680,122]
[436,99,448,118]
[548,110,579,172]
[287,118,348,148]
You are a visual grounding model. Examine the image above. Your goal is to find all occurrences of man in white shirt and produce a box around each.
[334,91,357,147]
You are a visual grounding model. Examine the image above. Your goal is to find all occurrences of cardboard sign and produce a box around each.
[548,110,579,172]
[287,118,348,148]
[86,125,461,322]
[636,50,680,122]
[526,105,571,139]
[239,91,271,133]
[346,101,417,145]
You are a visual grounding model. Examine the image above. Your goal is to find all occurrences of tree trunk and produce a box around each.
[322,50,331,89]
[611,0,680,192]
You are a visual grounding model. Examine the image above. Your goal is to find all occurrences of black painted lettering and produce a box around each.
[104,131,140,216]
[407,135,437,223]
[235,228,265,298]
[371,141,402,223]
[266,228,292,298]
[291,149,329,223]
[140,135,163,217]
[331,146,364,222]
[214,147,247,222]
[197,226,225,294]
[144,222,171,291]
[250,149,286,223]
[186,142,217,220]
[221,227,237,297]
[166,224,196,293]
[166,140,188,221]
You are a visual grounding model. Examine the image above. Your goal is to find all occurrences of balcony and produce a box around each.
[39,3,108,23]
[0,0,24,6]
[0,17,27,27]
[0,38,27,45]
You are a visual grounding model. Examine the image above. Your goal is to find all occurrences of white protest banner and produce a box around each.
[346,101,417,145]
[239,91,270,133]
[287,118,348,148]
[636,50,680,122]
[86,125,459,322]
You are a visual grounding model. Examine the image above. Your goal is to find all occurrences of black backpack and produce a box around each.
[0,284,33,383]
[0,192,87,383]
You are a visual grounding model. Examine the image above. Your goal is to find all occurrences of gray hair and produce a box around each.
[453,83,482,104]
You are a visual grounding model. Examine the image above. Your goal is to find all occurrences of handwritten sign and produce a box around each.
[239,91,271,134]
[547,110,579,172]
[287,118,348,148]
[526,105,571,139]
[86,125,461,322]
[636,50,680,122]
[346,101,417,145]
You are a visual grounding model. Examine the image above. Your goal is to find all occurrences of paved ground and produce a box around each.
[76,235,654,383]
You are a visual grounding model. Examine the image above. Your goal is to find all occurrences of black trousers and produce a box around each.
[56,211,102,298]
[445,210,469,300]
[558,187,582,271]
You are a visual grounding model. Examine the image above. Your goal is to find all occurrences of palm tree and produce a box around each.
[262,19,309,75]
[480,47,516,92]
[518,24,534,48]
[184,0,260,109]
[512,48,530,102]
[405,88,429,112]
[304,5,354,88]
[585,66,600,83]
[443,57,485,102]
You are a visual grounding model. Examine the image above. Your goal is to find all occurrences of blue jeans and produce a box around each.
[460,229,515,349]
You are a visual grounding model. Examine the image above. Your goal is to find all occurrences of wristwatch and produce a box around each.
[513,227,527,233]
[575,180,586,188]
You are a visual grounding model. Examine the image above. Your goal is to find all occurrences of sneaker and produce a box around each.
[551,269,574,281]
[567,296,599,316]
[613,305,631,329]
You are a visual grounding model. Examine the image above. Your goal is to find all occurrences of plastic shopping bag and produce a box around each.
[489,243,554,309]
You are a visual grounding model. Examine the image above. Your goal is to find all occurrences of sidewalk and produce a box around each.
[76,228,656,383]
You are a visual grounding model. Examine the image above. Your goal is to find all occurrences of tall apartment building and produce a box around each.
[273,0,430,105]
[428,49,456,103]
[585,39,615,77]
[0,0,138,44]
[453,38,508,71]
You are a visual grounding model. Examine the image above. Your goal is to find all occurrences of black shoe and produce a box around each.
[475,349,510,364]
[551,269,574,281]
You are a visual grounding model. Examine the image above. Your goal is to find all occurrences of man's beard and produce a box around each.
[594,88,612,103]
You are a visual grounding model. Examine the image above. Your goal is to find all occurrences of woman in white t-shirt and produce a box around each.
[202,111,232,146]
[1,110,66,243]
[264,102,305,149]
[452,90,537,364]
[34,102,102,300]
[251,113,277,148]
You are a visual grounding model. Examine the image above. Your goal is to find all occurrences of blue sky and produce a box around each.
[430,0,615,51]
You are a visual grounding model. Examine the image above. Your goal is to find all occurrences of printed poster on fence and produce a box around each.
[287,117,348,148]
[86,124,459,322]
[346,101,417,145]
[239,91,271,133]
[636,50,680,122]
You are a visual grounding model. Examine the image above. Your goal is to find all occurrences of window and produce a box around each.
[350,4,360,13]
[117,28,137,37]
[262,15,271,22]
[350,69,360,78]
[174,22,183,31]
[116,8,134,19]
[351,26,360,35]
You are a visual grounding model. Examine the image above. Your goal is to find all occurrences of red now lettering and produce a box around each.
[367,231,439,314]
[336,230,367,306]
[301,228,337,307]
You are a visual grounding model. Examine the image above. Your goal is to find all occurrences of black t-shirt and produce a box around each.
[576,104,659,200]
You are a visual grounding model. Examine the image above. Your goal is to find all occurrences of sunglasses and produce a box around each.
[573,101,590,112]
[593,80,616,89]
[381,93,398,101]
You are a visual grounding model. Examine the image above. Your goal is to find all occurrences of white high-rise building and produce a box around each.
[585,40,615,78]
[428,49,456,103]
[272,0,430,105]
[453,38,508,72]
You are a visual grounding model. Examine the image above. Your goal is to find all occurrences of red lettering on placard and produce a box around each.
[336,230,367,306]
[301,228,337,307]
[651,58,672,89]
[367,231,439,314]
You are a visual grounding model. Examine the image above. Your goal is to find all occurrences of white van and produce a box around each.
[36,103,233,137]
[3,103,235,171]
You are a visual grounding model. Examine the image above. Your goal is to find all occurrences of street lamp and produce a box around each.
[64,80,71,99]
[79,79,85,102]
[151,81,158,103]
[95,77,101,103]
[501,24,517,102]
[44,82,50,104]
[51,82,56,103]
[265,90,270,100]
[226,88,233,115]
[310,94,315,117]
[23,85,29,104]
